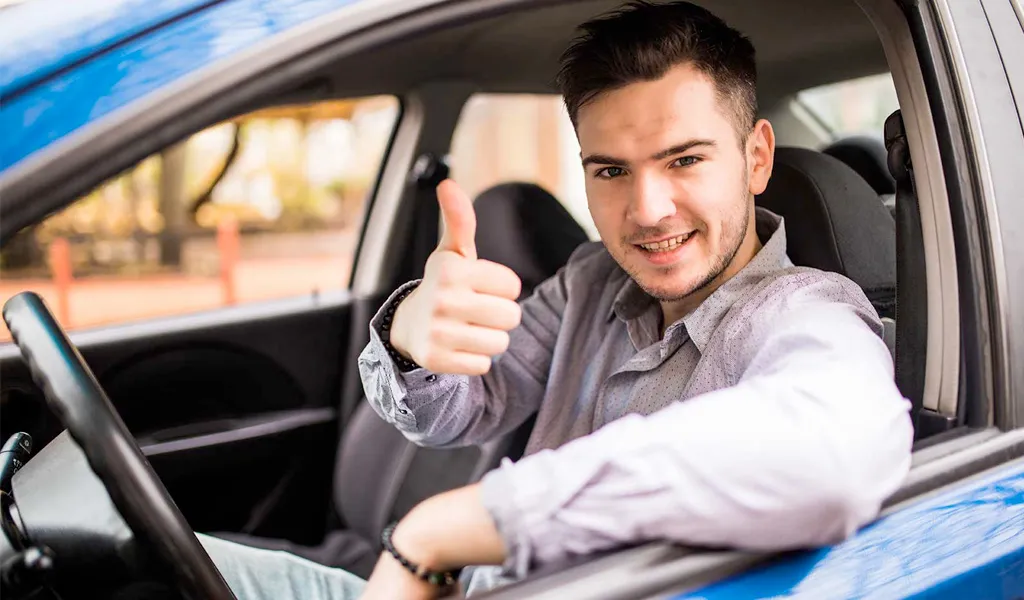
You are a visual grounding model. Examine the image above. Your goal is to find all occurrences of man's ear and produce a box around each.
[747,119,776,196]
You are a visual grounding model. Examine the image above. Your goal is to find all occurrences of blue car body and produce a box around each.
[1,1,1022,598]
[678,460,1024,599]
[0,0,359,171]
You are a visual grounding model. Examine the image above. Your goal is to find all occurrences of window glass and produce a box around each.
[796,73,899,139]
[0,96,399,340]
[449,94,597,239]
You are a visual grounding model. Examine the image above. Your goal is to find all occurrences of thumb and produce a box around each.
[436,179,477,260]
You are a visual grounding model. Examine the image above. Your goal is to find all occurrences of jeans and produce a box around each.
[198,533,367,600]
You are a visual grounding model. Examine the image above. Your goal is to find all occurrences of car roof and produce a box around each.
[0,0,216,98]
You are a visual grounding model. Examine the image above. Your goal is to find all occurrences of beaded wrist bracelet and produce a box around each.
[380,521,458,589]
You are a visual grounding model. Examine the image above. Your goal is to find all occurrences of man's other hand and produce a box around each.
[389,179,523,375]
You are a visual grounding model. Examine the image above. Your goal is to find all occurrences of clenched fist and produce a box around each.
[389,180,523,375]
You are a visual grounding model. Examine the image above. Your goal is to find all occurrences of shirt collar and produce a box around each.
[609,207,792,352]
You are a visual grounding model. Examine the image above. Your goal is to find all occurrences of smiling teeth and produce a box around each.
[641,233,691,252]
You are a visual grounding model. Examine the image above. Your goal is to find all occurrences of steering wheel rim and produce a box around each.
[2,292,235,600]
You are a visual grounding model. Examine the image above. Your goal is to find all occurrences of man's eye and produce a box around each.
[595,166,626,179]
[672,156,700,168]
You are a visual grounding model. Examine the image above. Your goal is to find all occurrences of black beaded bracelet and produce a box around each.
[381,521,458,589]
[379,285,421,372]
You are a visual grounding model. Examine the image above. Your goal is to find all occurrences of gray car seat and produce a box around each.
[756,146,897,353]
[214,182,588,577]
[822,135,897,215]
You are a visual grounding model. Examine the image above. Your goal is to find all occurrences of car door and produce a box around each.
[0,0,410,545]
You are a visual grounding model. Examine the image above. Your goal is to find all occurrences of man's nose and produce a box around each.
[628,173,677,227]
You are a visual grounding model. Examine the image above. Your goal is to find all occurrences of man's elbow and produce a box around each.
[808,414,913,546]
[806,479,887,546]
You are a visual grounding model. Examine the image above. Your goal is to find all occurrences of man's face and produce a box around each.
[576,63,773,303]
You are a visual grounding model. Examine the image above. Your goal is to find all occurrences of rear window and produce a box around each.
[796,73,899,139]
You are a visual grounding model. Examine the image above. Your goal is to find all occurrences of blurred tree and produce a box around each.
[158,142,188,266]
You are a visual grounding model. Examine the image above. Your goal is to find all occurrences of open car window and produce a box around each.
[0,96,399,339]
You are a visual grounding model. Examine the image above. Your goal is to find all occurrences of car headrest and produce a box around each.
[822,135,896,196]
[473,182,590,298]
[756,147,896,315]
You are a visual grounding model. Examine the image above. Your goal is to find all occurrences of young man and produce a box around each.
[200,2,913,598]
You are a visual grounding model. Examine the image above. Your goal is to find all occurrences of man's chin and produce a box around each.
[631,271,705,303]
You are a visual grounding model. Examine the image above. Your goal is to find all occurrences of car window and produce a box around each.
[796,73,899,140]
[449,93,598,239]
[0,95,399,340]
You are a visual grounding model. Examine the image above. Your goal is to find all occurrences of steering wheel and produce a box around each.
[2,292,235,600]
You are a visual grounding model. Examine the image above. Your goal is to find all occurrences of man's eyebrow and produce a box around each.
[580,139,717,169]
[580,153,625,168]
[651,139,716,160]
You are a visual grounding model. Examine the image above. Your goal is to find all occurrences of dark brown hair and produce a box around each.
[556,1,757,138]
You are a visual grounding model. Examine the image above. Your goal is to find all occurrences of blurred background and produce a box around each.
[0,73,896,340]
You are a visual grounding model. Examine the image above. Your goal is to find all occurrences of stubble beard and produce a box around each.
[620,182,752,304]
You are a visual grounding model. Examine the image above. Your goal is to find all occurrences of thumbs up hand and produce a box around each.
[389,180,523,375]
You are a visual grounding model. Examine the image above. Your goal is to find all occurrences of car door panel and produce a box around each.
[0,294,357,542]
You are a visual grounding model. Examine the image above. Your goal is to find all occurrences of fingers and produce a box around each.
[429,320,511,356]
[436,179,477,260]
[423,350,493,376]
[467,259,522,300]
[436,291,522,331]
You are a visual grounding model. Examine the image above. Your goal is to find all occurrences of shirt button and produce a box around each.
[426,374,437,383]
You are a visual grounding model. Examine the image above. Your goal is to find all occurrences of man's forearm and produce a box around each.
[393,483,507,571]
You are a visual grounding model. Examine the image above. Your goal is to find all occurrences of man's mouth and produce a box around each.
[636,232,695,253]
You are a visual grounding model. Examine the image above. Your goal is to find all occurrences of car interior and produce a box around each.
[0,0,983,598]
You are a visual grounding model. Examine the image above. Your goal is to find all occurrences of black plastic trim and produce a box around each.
[916,408,958,438]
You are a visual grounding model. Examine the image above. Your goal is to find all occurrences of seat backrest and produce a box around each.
[822,135,897,197]
[333,182,586,545]
[756,146,897,331]
[473,182,591,299]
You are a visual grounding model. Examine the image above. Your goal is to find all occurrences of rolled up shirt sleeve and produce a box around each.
[358,265,569,448]
[357,280,449,431]
[479,281,914,578]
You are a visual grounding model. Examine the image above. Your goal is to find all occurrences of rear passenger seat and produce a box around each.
[823,135,897,217]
